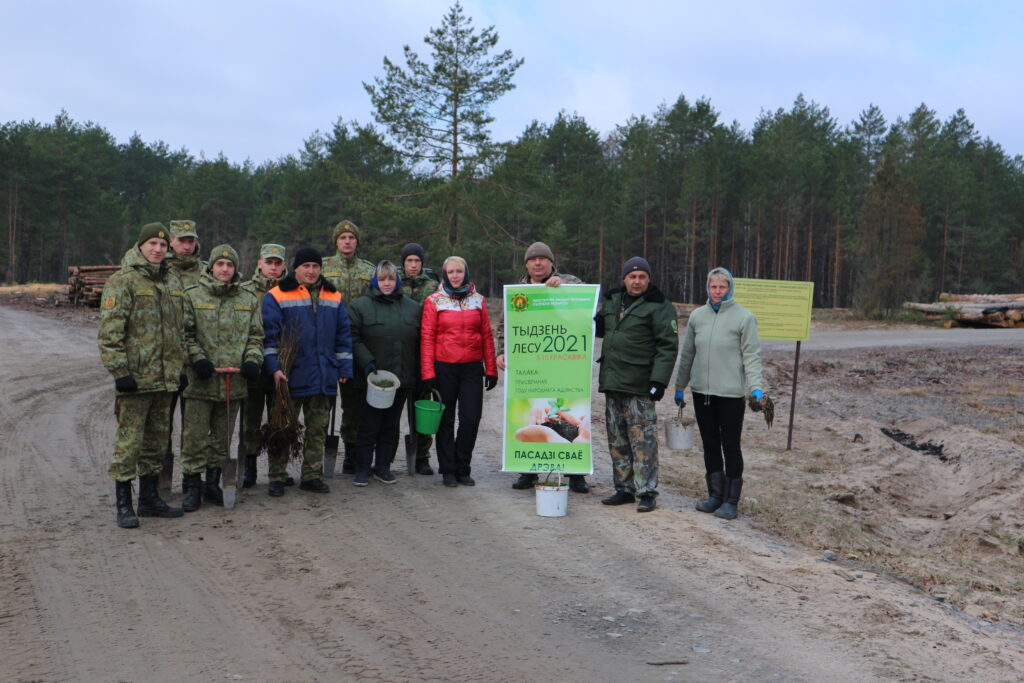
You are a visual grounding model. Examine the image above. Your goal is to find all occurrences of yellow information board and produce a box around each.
[732,278,814,342]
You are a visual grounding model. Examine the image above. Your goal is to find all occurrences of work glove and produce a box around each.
[752,389,764,402]
[115,375,138,393]
[363,361,379,378]
[421,378,436,395]
[178,373,188,392]
[194,358,214,380]
[674,390,685,407]
[484,375,498,391]
[648,381,666,402]
[241,361,260,379]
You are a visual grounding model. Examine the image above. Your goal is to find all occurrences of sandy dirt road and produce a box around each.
[1,304,1022,682]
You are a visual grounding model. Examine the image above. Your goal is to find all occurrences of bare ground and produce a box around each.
[1,298,1023,682]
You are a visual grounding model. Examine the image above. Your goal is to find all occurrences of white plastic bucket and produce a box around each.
[366,370,401,409]
[665,407,694,450]
[535,480,569,517]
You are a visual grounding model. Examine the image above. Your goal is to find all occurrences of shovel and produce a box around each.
[324,396,339,477]
[216,367,241,509]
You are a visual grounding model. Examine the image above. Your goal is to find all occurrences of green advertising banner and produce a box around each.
[502,284,600,474]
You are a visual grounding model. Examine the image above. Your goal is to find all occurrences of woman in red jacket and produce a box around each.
[420,256,498,486]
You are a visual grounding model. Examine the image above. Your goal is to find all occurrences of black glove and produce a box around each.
[484,375,498,391]
[241,361,260,379]
[421,378,436,395]
[194,358,215,380]
[363,361,378,378]
[178,373,188,392]
[115,375,138,393]
[648,381,666,402]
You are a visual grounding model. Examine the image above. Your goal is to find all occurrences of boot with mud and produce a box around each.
[181,472,203,512]
[637,493,657,512]
[136,474,183,518]
[204,467,224,506]
[695,470,725,513]
[115,480,139,528]
[512,473,538,490]
[714,478,743,520]
[601,490,636,506]
[415,459,434,475]
[242,454,258,488]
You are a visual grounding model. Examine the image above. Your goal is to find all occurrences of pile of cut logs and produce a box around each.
[67,265,119,307]
[903,293,1024,328]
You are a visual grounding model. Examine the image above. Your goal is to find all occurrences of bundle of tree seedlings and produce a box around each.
[67,265,120,307]
[903,294,1024,328]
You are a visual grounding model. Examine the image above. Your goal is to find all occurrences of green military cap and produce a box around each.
[137,222,169,246]
[331,219,361,242]
[169,219,198,239]
[260,243,287,261]
[209,244,239,269]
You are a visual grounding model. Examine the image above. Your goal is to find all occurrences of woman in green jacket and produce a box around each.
[348,261,422,486]
[674,267,765,520]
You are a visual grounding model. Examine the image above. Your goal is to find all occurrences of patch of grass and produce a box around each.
[0,282,64,296]
[804,464,826,474]
[898,388,927,397]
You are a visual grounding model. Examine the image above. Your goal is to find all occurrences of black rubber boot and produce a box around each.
[695,471,726,513]
[568,475,589,494]
[341,442,356,475]
[137,474,183,518]
[415,459,434,475]
[601,490,636,506]
[714,478,743,520]
[115,480,139,528]
[181,473,203,512]
[242,454,258,488]
[512,473,538,490]
[637,494,657,512]
[204,467,224,507]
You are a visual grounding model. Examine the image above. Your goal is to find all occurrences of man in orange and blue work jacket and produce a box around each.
[262,247,354,496]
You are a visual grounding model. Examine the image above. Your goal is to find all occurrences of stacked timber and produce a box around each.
[904,294,1024,328]
[67,265,120,307]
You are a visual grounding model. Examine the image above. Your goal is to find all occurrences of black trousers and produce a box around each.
[354,388,410,473]
[434,361,484,476]
[692,392,746,479]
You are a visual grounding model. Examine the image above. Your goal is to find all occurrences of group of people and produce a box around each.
[99,219,767,528]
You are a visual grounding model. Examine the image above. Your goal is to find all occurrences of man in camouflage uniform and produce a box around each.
[165,219,207,289]
[595,256,678,513]
[98,222,186,528]
[396,242,440,474]
[240,243,289,488]
[497,242,590,493]
[322,220,373,473]
[180,245,264,510]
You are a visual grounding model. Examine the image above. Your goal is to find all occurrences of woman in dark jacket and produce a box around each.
[420,256,498,487]
[348,261,422,486]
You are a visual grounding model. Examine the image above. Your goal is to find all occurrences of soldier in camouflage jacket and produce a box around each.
[98,223,186,528]
[164,219,207,290]
[179,245,263,510]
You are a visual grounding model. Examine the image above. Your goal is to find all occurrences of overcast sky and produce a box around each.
[3,1,1021,164]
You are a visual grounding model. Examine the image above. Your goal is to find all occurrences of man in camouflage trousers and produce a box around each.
[240,243,289,488]
[497,241,590,493]
[180,245,264,511]
[595,257,679,513]
[322,219,373,473]
[98,222,186,528]
[396,242,440,474]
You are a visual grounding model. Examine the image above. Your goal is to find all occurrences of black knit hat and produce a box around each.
[137,222,169,247]
[400,242,425,264]
[292,246,322,270]
[621,256,651,280]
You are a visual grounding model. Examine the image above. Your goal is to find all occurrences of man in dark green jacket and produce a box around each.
[595,257,678,512]
[397,242,439,474]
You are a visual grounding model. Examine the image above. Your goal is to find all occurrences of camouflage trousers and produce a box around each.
[181,397,241,474]
[243,375,274,456]
[604,391,659,497]
[269,394,330,483]
[109,391,175,481]
[338,381,361,445]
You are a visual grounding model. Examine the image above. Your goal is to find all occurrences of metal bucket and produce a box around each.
[665,406,694,450]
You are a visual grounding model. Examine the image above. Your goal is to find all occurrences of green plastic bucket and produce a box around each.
[414,390,445,435]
